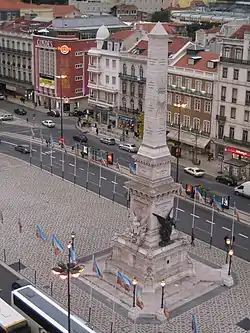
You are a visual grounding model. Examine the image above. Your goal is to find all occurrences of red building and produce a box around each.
[33,35,96,112]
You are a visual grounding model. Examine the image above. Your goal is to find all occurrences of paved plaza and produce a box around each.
[0,154,250,333]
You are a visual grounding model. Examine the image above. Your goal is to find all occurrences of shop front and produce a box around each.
[118,116,135,132]
[223,147,250,181]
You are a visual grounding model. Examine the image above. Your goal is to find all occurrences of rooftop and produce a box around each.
[174,51,220,72]
[112,4,138,9]
[231,24,250,38]
[129,36,190,56]
[0,18,51,34]
[134,22,175,34]
[109,29,135,40]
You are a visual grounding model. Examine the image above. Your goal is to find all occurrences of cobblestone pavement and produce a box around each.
[0,154,249,333]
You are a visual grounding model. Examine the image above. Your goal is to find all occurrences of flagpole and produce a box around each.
[191,189,196,242]
[40,129,43,170]
[112,173,117,203]
[231,202,236,246]
[74,143,77,185]
[18,219,21,272]
[61,148,65,180]
[1,212,5,262]
[98,155,102,197]
[88,281,93,324]
[209,205,215,249]
[86,157,90,191]
[50,146,53,175]
[110,296,115,333]
[175,195,179,222]
[29,136,32,166]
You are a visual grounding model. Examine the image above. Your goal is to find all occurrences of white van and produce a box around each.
[234,181,250,198]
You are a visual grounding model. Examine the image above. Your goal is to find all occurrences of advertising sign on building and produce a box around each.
[57,45,71,55]
[39,77,55,89]
[36,40,53,48]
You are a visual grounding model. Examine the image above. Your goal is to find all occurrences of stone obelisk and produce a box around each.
[105,22,192,296]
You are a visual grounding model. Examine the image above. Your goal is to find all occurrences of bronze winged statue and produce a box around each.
[153,208,176,247]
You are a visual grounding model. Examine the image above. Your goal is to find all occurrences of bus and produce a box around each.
[0,297,30,333]
[11,285,95,333]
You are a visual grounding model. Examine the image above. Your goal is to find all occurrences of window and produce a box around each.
[122,97,126,108]
[186,78,191,90]
[183,115,190,128]
[75,51,84,56]
[75,76,83,81]
[195,80,202,91]
[75,63,83,69]
[221,86,226,101]
[223,47,230,58]
[112,59,116,69]
[122,63,127,74]
[122,81,127,94]
[232,88,237,103]
[220,105,225,116]
[168,75,172,86]
[204,101,211,113]
[229,127,235,139]
[174,113,180,125]
[105,75,109,84]
[130,82,135,96]
[75,88,83,94]
[244,110,250,122]
[233,69,239,80]
[235,48,242,60]
[229,107,236,119]
[194,98,201,111]
[112,76,116,85]
[193,117,200,130]
[203,120,210,134]
[168,93,172,105]
[242,130,248,142]
[138,99,143,112]
[131,65,135,76]
[167,111,171,123]
[175,94,180,104]
[247,71,250,82]
[245,91,250,106]
[130,98,134,109]
[222,67,228,78]
[186,97,191,109]
[176,76,182,87]
[138,84,143,98]
[139,66,143,78]
[106,59,110,67]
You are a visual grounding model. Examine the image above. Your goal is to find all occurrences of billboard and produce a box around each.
[39,77,55,89]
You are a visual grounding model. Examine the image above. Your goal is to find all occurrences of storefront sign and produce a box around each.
[36,39,53,48]
[39,77,55,89]
[57,45,71,55]
[224,147,250,158]
[119,116,135,122]
[6,84,16,91]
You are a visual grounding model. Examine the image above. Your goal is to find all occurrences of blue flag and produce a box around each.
[70,247,76,262]
[36,225,47,241]
[192,314,199,333]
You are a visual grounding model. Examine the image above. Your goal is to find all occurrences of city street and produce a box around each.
[0,139,249,262]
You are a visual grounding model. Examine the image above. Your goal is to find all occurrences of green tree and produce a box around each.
[151,10,170,22]
[136,112,144,140]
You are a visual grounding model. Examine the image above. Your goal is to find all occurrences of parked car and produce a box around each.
[215,175,237,186]
[234,181,250,198]
[14,108,27,115]
[0,94,5,100]
[119,143,138,153]
[47,110,60,117]
[0,114,13,121]
[184,167,205,177]
[100,137,116,145]
[42,120,55,128]
[73,134,88,143]
[14,144,30,154]
[71,110,85,117]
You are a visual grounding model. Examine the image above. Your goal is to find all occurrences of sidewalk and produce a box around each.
[77,123,220,178]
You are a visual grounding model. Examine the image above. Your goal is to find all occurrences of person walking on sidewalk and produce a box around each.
[191,233,195,246]
[96,127,99,135]
[26,117,29,123]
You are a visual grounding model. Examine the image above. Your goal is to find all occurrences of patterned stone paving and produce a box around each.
[0,154,250,333]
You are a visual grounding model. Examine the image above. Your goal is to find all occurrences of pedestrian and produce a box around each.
[96,127,99,135]
[72,145,74,151]
[191,233,195,246]
[46,139,49,148]
[26,117,28,123]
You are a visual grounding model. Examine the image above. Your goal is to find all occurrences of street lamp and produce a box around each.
[160,280,166,309]
[56,74,67,146]
[173,103,187,183]
[224,236,231,264]
[71,231,75,250]
[228,248,233,276]
[132,277,137,307]
[52,241,84,333]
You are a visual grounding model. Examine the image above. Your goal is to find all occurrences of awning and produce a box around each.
[167,129,211,149]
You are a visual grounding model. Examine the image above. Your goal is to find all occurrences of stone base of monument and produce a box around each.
[78,246,228,323]
[221,264,234,287]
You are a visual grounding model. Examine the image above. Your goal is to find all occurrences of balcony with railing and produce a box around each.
[0,46,31,56]
[220,57,250,66]
[0,73,32,87]
[119,73,138,82]
[119,107,139,115]
[167,85,213,99]
[88,63,101,73]
[216,115,226,123]
[223,136,250,148]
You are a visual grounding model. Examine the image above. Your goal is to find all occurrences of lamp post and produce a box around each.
[56,74,67,147]
[224,236,231,264]
[160,280,166,309]
[173,103,187,183]
[52,240,84,333]
[132,277,137,307]
[71,231,75,251]
[228,248,233,276]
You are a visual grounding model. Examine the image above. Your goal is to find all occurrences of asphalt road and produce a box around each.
[0,139,249,262]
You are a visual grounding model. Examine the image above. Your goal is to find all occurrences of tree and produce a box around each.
[186,22,222,40]
[151,10,170,22]
[136,112,144,140]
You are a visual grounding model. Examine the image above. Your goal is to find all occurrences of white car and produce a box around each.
[42,120,55,128]
[0,114,13,121]
[184,167,205,178]
[0,94,4,100]
[119,143,138,153]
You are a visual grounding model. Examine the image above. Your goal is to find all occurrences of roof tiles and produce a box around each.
[231,24,250,39]
[109,29,135,40]
[174,51,220,72]
[134,22,175,34]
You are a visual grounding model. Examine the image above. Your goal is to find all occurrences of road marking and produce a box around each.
[123,186,128,189]
[41,152,47,155]
[222,226,231,232]
[234,243,248,251]
[32,149,37,152]
[196,227,210,234]
[101,177,107,181]
[79,168,84,171]
[190,213,200,219]
[112,181,118,185]
[69,163,74,167]
[1,140,16,146]
[176,208,185,212]
[206,220,215,225]
[238,233,248,239]
[60,160,64,163]
[89,172,95,176]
